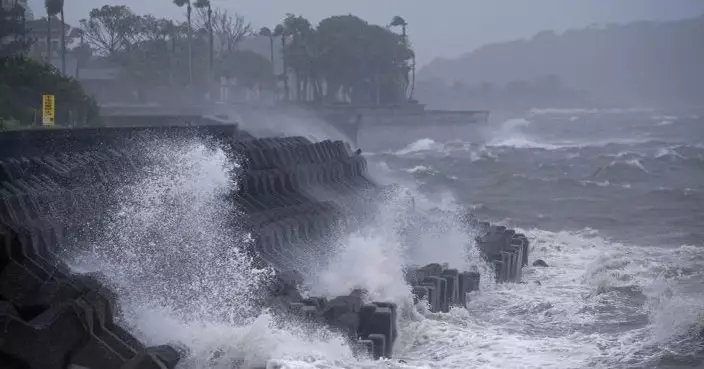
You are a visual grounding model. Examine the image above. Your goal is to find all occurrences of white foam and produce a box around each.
[625,158,649,173]
[59,136,704,369]
[651,115,679,121]
[393,138,442,155]
[529,107,655,115]
[60,140,370,369]
[387,228,704,369]
[655,148,685,159]
[403,165,434,174]
[306,187,488,305]
[486,118,560,150]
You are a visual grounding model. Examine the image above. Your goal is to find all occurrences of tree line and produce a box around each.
[70,3,415,105]
[0,1,417,127]
[0,2,98,128]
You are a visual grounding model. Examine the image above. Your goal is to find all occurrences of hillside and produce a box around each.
[417,13,704,108]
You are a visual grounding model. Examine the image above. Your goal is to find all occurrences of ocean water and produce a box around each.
[62,109,704,369]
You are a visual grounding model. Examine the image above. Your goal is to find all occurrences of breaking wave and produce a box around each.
[54,108,704,369]
[385,228,704,369]
[528,107,656,115]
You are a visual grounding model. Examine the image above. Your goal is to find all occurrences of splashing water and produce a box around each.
[393,138,443,155]
[66,140,268,323]
[58,138,489,369]
[306,184,494,306]
[53,127,703,369]
[60,140,363,369]
[486,118,562,150]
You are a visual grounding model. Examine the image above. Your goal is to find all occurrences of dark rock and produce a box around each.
[533,259,549,267]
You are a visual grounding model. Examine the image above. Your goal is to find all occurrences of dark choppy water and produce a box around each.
[63,109,703,369]
[361,109,704,369]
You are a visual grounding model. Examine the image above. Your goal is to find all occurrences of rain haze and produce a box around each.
[27,0,704,65]
[2,0,704,369]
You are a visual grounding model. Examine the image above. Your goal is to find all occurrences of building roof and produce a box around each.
[78,67,120,81]
[26,16,69,35]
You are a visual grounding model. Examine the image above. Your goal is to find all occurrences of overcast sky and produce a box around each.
[27,0,704,66]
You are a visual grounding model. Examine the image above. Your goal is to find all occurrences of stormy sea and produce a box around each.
[64,109,704,369]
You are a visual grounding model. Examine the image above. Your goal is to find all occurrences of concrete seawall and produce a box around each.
[0,123,528,367]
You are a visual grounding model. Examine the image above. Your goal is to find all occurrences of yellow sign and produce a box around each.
[42,94,55,126]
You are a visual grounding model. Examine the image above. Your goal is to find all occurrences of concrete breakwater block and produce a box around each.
[472,221,530,284]
[0,129,398,364]
[0,125,530,364]
[266,274,397,360]
[0,224,180,369]
[405,263,481,312]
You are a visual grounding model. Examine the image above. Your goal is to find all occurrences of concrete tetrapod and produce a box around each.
[0,223,180,369]
[405,263,481,312]
[0,125,532,365]
[473,221,530,283]
[264,274,397,360]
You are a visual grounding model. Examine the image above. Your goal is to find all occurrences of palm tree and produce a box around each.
[163,20,178,85]
[390,15,414,102]
[58,0,65,75]
[194,0,213,83]
[173,0,193,85]
[44,0,61,63]
[273,24,288,100]
[259,27,275,84]
[390,16,407,44]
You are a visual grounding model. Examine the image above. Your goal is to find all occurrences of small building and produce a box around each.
[1,0,32,19]
[0,0,32,50]
[25,16,68,61]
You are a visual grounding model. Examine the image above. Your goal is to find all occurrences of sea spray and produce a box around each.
[59,139,342,368]
[64,139,270,322]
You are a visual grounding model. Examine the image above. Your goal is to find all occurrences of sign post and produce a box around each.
[42,94,55,126]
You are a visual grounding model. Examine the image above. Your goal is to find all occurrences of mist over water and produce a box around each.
[56,108,704,369]
[365,109,704,369]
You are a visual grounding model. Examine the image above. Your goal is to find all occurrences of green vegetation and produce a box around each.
[0,4,98,129]
[44,0,67,73]
[75,4,414,105]
[0,4,29,57]
[0,57,99,129]
[270,14,414,104]
[1,1,416,125]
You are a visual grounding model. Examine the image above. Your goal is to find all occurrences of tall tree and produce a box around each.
[259,26,276,99]
[0,3,29,57]
[390,15,413,101]
[173,0,193,85]
[208,9,251,53]
[69,28,92,76]
[79,5,141,57]
[58,0,66,74]
[258,27,275,74]
[281,14,315,101]
[273,24,288,100]
[315,14,413,104]
[44,0,62,62]
[390,16,407,43]
[193,0,213,83]
[122,16,175,91]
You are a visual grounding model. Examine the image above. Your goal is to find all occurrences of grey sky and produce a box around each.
[28,0,704,66]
